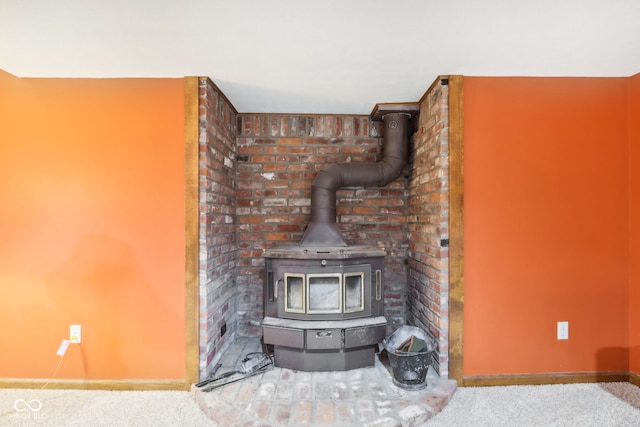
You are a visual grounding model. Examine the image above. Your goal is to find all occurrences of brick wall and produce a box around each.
[235,114,409,335]
[407,78,450,376]
[196,79,452,378]
[199,78,238,377]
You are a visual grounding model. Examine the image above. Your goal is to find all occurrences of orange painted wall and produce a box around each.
[463,77,629,375]
[0,69,186,379]
[630,73,640,376]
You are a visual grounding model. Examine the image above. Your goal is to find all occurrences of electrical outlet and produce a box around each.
[557,321,569,340]
[70,324,82,343]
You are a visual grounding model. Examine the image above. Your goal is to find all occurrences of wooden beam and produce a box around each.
[184,76,200,390]
[447,75,465,385]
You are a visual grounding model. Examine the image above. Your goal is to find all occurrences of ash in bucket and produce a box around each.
[383,325,437,390]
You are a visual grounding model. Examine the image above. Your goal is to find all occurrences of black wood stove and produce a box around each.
[263,245,387,371]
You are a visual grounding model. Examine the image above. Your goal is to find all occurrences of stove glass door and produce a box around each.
[307,273,342,314]
[344,272,365,313]
[284,273,305,313]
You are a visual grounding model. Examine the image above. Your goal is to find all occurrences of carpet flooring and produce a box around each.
[1,382,639,426]
[428,382,640,427]
[1,388,212,427]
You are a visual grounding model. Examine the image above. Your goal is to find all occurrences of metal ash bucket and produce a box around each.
[383,325,436,390]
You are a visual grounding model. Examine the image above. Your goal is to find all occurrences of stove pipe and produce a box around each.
[299,112,411,247]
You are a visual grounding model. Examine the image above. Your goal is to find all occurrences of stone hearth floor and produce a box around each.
[192,337,457,427]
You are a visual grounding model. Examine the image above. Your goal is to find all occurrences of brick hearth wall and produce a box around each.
[199,78,239,377]
[197,78,450,378]
[235,115,409,335]
[407,79,450,376]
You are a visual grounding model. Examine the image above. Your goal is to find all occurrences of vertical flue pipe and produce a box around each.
[299,112,411,247]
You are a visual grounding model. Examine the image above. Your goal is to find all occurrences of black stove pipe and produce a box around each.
[299,112,411,247]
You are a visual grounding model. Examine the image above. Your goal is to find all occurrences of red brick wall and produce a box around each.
[407,79,450,376]
[235,114,409,335]
[199,78,238,377]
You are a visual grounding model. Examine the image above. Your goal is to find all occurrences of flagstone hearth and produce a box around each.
[192,337,457,427]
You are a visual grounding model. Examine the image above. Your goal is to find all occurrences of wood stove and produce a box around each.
[263,245,387,371]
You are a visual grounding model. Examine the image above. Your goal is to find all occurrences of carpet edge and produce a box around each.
[0,378,187,391]
[462,371,630,387]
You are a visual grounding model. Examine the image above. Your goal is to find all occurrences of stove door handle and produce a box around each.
[274,279,282,300]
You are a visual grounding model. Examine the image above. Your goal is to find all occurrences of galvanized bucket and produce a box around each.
[383,325,436,390]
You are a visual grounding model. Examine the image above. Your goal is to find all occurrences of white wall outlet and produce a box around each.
[557,321,569,340]
[70,324,82,343]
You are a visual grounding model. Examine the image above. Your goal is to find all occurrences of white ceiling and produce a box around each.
[2,0,639,114]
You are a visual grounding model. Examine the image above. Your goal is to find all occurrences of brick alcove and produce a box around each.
[191,76,463,382]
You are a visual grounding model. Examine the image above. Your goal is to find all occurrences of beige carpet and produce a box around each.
[428,382,640,427]
[1,382,639,426]
[0,389,212,427]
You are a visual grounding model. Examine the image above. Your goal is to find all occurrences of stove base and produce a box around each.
[263,316,387,371]
[273,346,377,371]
